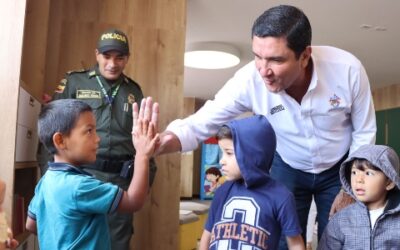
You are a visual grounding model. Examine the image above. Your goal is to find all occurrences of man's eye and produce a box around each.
[271,58,283,63]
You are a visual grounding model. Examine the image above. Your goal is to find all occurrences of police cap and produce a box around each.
[97,29,129,55]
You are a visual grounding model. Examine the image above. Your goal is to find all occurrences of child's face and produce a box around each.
[218,138,241,181]
[206,174,218,183]
[350,164,394,210]
[62,111,100,165]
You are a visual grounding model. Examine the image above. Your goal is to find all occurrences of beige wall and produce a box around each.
[20,0,186,249]
[0,0,27,225]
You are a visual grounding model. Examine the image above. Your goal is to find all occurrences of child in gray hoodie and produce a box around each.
[318,145,400,250]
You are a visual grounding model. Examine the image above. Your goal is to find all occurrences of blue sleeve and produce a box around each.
[27,195,38,220]
[27,181,42,220]
[75,176,123,214]
[204,196,218,232]
[277,193,302,237]
[204,184,228,232]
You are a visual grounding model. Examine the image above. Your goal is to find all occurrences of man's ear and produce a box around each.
[53,132,66,150]
[386,180,396,191]
[300,46,312,68]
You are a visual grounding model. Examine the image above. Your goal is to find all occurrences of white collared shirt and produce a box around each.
[167,46,376,173]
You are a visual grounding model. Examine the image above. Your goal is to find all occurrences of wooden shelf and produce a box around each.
[14,162,38,170]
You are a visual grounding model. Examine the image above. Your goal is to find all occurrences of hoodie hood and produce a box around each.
[340,144,400,210]
[227,115,276,187]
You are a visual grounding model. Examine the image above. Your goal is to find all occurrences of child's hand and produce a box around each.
[5,228,18,249]
[132,97,160,157]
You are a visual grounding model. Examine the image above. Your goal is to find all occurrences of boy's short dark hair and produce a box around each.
[216,125,232,140]
[38,99,92,154]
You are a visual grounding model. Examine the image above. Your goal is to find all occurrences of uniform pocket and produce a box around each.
[78,98,103,110]
[121,109,133,133]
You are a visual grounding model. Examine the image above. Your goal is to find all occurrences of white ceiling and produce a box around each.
[183,0,400,100]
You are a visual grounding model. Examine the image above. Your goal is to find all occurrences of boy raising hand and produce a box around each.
[26,97,158,250]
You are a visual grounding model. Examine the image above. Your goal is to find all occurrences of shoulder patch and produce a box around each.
[123,76,142,90]
[66,68,88,75]
[55,78,67,94]
[127,94,136,104]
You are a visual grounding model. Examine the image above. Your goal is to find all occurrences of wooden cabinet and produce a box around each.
[16,87,41,162]
[13,87,41,248]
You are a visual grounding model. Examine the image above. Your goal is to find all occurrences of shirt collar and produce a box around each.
[308,55,318,91]
[48,162,92,176]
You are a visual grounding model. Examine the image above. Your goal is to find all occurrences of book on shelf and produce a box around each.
[12,194,26,236]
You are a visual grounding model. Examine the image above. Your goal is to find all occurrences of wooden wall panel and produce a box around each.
[42,1,186,249]
[0,0,27,224]
[180,98,205,198]
[20,0,50,101]
[372,84,400,111]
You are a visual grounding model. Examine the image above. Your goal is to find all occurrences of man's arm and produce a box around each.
[286,235,305,250]
[154,131,182,155]
[349,64,376,153]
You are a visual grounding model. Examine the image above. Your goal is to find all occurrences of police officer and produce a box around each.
[45,28,157,250]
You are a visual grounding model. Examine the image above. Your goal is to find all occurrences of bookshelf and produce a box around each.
[11,88,41,249]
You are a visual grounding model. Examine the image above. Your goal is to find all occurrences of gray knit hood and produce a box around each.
[340,144,400,211]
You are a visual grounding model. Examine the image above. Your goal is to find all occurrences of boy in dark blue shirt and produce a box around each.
[199,115,304,250]
[26,98,158,250]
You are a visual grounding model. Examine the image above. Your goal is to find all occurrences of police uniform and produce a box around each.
[52,66,157,249]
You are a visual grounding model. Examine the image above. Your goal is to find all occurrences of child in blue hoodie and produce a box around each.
[199,115,304,250]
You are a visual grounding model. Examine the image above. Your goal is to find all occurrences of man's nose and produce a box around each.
[108,59,116,67]
[259,63,272,77]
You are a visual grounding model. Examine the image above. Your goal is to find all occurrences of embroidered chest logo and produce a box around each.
[270,104,285,115]
[329,94,341,107]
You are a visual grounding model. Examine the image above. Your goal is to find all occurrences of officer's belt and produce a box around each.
[85,156,133,173]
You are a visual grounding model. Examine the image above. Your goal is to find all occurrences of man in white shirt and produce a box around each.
[156,5,376,249]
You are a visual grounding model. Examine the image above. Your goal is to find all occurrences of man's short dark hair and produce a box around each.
[251,5,312,59]
[38,99,92,154]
